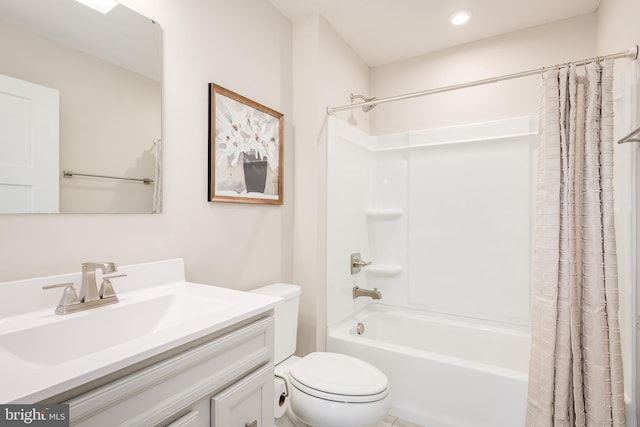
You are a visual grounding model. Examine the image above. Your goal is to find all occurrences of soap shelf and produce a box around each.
[366,264,403,276]
[365,208,403,219]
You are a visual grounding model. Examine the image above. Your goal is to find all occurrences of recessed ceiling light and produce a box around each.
[449,9,472,26]
[73,0,119,14]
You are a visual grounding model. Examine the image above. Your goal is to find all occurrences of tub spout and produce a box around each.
[353,286,381,300]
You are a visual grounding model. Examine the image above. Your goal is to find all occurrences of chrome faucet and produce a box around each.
[43,262,126,315]
[353,286,382,300]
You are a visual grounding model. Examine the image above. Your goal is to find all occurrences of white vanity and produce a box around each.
[0,259,278,426]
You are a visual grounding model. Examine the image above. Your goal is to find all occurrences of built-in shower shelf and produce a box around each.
[365,208,403,219]
[366,264,403,276]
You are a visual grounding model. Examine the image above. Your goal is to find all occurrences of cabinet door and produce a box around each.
[211,364,273,427]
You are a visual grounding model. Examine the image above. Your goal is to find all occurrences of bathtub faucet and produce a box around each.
[353,286,381,300]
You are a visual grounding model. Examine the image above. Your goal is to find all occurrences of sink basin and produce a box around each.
[0,291,234,366]
[0,259,279,404]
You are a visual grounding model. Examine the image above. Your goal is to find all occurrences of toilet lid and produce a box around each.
[289,352,389,401]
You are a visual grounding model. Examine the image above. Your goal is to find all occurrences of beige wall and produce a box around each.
[0,0,294,290]
[0,0,367,359]
[597,0,640,55]
[292,15,370,355]
[369,13,598,135]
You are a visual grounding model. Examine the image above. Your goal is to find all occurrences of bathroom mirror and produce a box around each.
[0,0,162,214]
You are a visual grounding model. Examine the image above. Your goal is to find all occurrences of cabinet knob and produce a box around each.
[245,421,257,427]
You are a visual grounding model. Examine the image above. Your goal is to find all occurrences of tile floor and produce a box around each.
[376,414,425,427]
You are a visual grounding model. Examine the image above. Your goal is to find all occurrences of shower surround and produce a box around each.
[326,113,637,426]
[326,115,538,426]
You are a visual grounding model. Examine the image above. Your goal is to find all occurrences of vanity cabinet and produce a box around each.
[64,315,274,427]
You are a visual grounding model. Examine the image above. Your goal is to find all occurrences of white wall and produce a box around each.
[0,0,294,291]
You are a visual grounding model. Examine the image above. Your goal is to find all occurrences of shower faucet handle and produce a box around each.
[351,252,372,274]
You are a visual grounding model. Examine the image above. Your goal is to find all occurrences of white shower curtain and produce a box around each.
[526,60,625,426]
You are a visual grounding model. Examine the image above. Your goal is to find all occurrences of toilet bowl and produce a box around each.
[285,352,391,427]
[251,284,391,427]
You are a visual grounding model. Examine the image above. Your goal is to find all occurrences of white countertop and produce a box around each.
[0,259,278,403]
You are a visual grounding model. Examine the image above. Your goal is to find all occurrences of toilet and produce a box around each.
[251,283,391,427]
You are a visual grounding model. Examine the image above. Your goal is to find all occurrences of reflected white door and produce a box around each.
[0,74,59,213]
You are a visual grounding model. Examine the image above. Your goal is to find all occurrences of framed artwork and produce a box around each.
[208,84,283,204]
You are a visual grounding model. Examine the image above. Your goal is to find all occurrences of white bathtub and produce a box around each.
[327,304,531,427]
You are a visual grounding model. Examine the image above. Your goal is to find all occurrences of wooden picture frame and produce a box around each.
[208,84,283,204]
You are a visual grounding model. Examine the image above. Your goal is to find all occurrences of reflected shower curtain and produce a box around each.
[526,60,625,426]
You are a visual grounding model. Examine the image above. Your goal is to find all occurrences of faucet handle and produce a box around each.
[350,252,372,274]
[100,273,126,299]
[42,283,81,307]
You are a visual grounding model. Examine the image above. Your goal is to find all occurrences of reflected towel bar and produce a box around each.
[618,126,640,144]
[63,170,154,185]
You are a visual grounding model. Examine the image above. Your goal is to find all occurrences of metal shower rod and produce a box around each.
[618,126,640,144]
[327,45,639,115]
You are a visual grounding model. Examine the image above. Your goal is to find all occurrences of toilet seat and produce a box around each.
[288,352,389,403]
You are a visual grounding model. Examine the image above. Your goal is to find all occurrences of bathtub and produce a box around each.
[327,304,531,427]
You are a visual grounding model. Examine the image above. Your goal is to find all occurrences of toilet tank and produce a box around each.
[251,283,301,364]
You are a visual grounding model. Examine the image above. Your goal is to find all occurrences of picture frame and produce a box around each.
[208,84,283,204]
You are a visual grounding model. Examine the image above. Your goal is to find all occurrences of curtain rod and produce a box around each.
[618,126,640,144]
[327,45,639,115]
